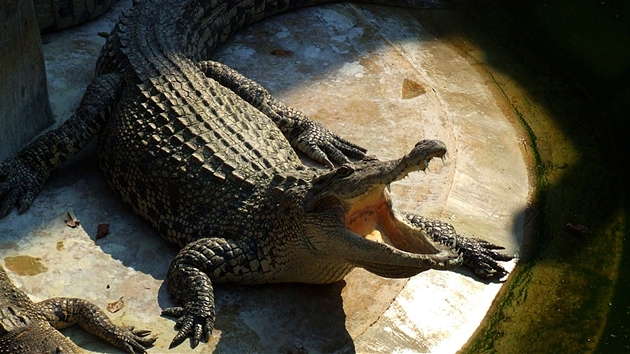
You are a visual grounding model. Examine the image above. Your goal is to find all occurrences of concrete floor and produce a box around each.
[0,1,528,353]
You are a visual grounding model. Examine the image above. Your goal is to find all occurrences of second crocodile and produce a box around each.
[0,264,155,353]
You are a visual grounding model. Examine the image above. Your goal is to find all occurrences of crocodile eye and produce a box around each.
[336,164,354,178]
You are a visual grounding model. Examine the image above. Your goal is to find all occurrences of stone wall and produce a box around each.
[0,0,53,161]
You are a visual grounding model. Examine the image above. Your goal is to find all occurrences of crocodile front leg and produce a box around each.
[162,237,273,349]
[0,73,122,218]
[36,298,157,353]
[197,60,367,167]
[405,214,514,278]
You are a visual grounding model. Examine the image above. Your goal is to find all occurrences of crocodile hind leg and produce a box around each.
[0,73,122,218]
[36,298,157,353]
[197,60,367,167]
[162,237,273,349]
[404,214,514,278]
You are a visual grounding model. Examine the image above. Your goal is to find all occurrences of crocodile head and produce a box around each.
[300,139,462,278]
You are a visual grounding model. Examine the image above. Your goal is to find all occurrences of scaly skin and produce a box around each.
[0,0,512,349]
[0,265,155,353]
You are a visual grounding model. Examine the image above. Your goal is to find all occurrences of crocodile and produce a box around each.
[35,0,117,33]
[0,0,513,349]
[0,264,155,353]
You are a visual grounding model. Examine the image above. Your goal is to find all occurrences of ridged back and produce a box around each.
[95,0,332,244]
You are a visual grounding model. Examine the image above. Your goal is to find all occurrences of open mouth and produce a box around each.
[332,182,460,279]
[303,140,463,277]
[343,184,448,257]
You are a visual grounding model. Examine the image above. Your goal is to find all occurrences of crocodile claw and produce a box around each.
[0,157,48,219]
[162,305,214,349]
[291,120,367,168]
[458,237,513,278]
[116,326,158,354]
[405,214,513,279]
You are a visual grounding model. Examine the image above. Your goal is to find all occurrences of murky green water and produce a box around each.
[415,0,629,352]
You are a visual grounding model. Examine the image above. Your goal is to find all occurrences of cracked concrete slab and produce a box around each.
[0,1,527,353]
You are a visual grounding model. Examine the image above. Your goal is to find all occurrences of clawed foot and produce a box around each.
[114,326,157,354]
[162,304,215,349]
[405,214,514,279]
[457,237,514,278]
[290,120,367,168]
[0,157,48,218]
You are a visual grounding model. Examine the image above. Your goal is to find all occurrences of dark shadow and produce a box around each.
[451,264,510,285]
[157,281,355,353]
[41,140,177,281]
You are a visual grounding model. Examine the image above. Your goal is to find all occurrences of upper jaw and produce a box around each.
[303,139,447,212]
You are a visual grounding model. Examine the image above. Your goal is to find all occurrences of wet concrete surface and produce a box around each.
[0,1,528,352]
